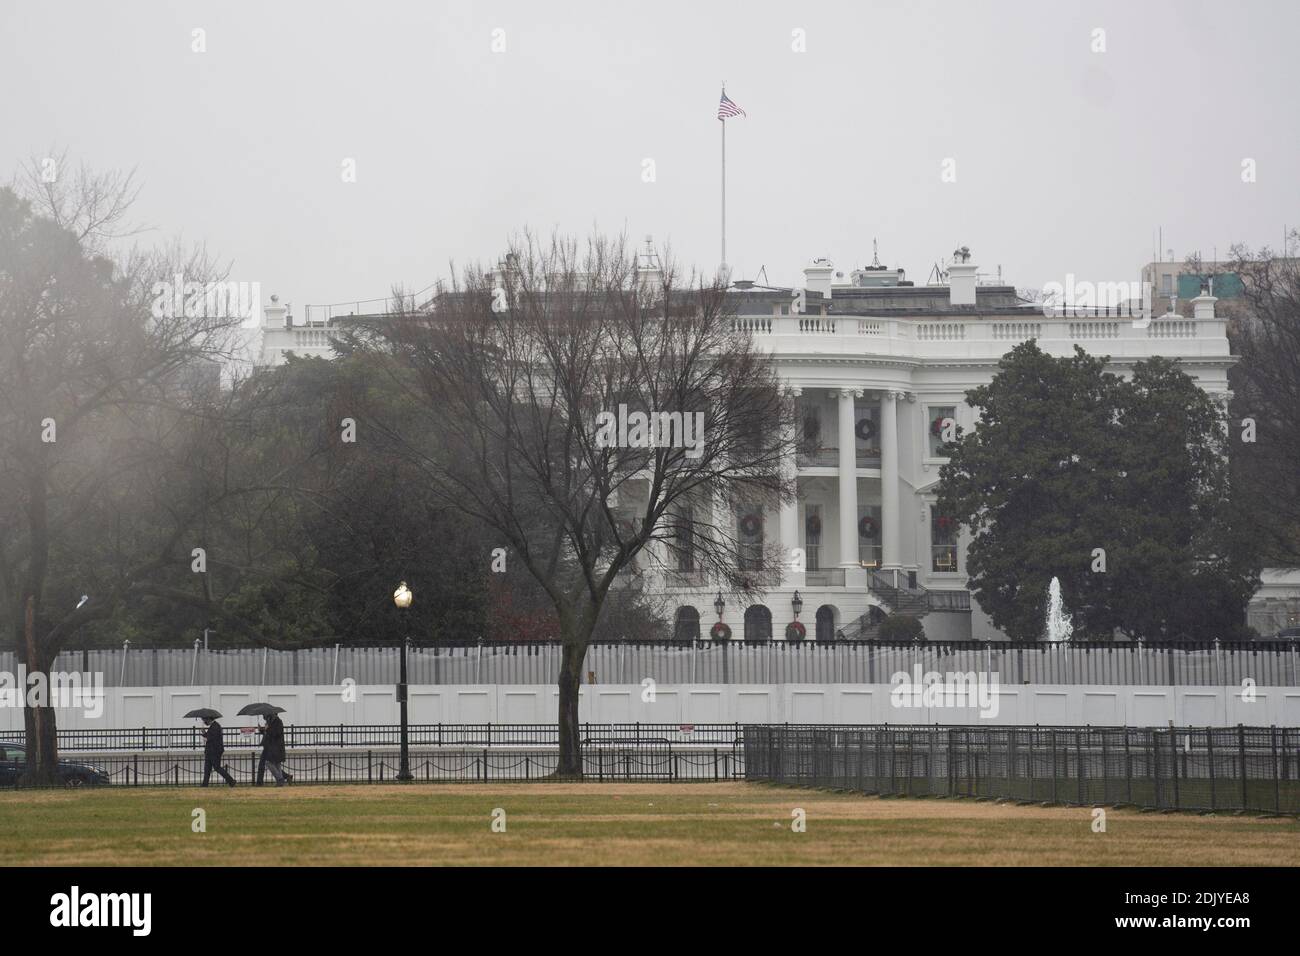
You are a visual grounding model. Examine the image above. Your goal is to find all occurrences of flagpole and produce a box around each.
[721,113,726,271]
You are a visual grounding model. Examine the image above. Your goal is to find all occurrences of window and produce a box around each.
[854,406,879,462]
[737,506,764,571]
[744,605,773,642]
[931,509,959,572]
[805,504,822,571]
[674,606,701,641]
[671,506,696,572]
[798,398,836,466]
[815,605,837,642]
[857,504,882,568]
[926,405,957,458]
[801,403,822,447]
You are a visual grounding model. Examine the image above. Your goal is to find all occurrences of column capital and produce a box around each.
[787,386,803,397]
[832,387,863,400]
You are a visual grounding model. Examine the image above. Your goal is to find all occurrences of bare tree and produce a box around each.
[352,232,796,776]
[0,167,245,784]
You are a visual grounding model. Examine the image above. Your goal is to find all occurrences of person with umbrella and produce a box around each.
[188,709,236,788]
[241,704,292,786]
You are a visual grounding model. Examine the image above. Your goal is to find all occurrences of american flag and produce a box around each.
[717,90,746,120]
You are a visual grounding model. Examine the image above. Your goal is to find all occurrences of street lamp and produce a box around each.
[714,591,725,620]
[791,590,803,619]
[393,581,413,781]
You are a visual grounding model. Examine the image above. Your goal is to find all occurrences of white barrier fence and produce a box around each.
[3,682,1298,731]
[4,642,1298,687]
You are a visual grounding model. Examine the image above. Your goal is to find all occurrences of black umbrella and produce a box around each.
[237,702,286,717]
[183,708,222,720]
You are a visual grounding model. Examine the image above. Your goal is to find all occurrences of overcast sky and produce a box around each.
[4,0,1298,310]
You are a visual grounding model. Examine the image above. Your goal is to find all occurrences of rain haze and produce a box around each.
[4,0,1298,303]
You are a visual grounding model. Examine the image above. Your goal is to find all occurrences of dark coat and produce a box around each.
[203,721,225,759]
[260,715,286,762]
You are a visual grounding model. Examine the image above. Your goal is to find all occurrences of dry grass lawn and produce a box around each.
[1,782,1296,866]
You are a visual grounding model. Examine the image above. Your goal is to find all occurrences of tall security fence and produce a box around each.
[0,722,743,752]
[744,724,1300,815]
[3,640,1298,687]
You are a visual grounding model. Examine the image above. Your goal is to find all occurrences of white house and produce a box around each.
[643,250,1235,643]
[256,247,1272,643]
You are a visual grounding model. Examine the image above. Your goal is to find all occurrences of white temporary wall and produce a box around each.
[3,683,1299,731]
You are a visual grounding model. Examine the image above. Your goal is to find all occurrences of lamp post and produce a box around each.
[393,581,413,781]
[791,590,803,619]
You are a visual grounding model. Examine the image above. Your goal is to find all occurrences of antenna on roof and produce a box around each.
[756,265,769,285]
[871,239,881,269]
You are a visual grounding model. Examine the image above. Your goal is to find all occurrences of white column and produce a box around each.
[836,388,861,568]
[880,390,901,569]
[779,388,802,584]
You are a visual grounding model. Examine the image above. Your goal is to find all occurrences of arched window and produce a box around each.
[744,605,772,643]
[674,606,701,641]
[816,605,838,642]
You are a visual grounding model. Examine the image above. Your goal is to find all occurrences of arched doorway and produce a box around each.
[674,606,701,641]
[744,605,772,642]
[815,605,839,642]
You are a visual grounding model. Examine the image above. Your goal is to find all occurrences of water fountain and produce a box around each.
[1045,576,1073,642]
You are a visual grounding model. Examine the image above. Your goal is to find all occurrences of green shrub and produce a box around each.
[878,614,925,643]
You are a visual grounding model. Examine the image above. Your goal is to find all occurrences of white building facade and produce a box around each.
[257,251,1249,643]
[648,253,1235,643]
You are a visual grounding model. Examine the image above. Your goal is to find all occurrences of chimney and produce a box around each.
[948,247,977,306]
[263,294,290,329]
[1191,286,1217,320]
[803,258,834,304]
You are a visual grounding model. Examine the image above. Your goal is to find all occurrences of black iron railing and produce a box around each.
[2,746,743,787]
[744,724,1300,815]
[0,722,745,752]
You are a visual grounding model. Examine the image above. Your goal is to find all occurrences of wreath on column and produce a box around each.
[710,621,732,642]
[858,515,879,539]
[785,620,807,642]
[739,513,763,538]
[854,417,876,441]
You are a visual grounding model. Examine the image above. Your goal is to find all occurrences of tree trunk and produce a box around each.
[21,595,59,787]
[556,641,587,778]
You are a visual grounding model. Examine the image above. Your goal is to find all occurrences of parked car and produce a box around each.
[0,743,111,788]
[1273,627,1300,641]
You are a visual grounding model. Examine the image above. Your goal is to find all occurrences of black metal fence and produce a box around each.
[744,724,1300,815]
[23,746,741,787]
[0,722,743,752]
[6,640,1298,687]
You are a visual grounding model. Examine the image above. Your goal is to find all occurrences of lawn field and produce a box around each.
[1,782,1297,866]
